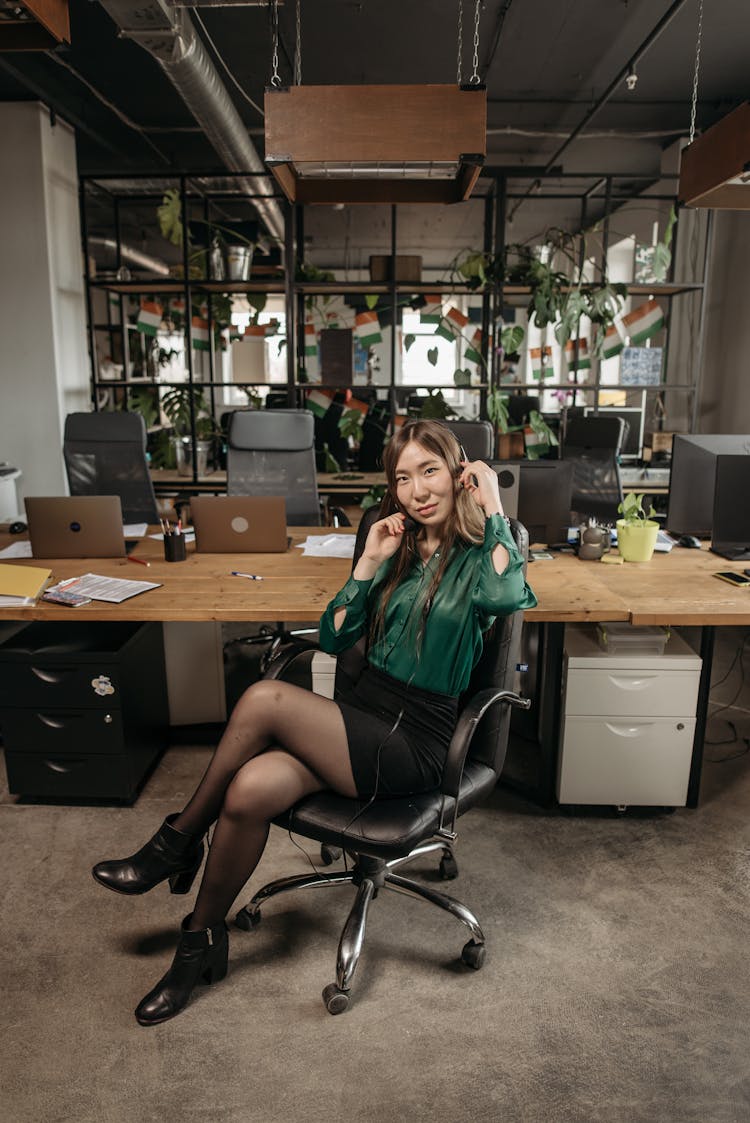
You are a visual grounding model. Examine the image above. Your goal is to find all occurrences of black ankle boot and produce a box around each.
[135,916,229,1027]
[92,814,204,896]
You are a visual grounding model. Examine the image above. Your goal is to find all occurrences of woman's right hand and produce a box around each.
[353,513,408,579]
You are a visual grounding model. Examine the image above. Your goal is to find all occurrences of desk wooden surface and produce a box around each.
[1,533,749,626]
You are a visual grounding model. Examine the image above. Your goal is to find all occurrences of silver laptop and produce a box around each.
[191,496,289,553]
[25,496,126,558]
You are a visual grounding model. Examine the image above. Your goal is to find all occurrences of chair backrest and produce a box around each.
[442,419,495,461]
[562,416,624,523]
[351,506,529,778]
[63,411,159,524]
[227,409,321,526]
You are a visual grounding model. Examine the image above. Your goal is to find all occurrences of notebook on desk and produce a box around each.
[191,496,289,553]
[24,496,127,558]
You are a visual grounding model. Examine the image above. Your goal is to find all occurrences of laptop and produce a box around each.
[191,496,289,553]
[25,496,127,558]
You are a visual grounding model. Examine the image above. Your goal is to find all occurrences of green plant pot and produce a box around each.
[616,519,659,562]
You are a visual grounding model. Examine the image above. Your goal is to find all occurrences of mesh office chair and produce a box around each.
[235,514,531,1014]
[442,419,495,460]
[562,415,625,524]
[63,411,160,524]
[227,409,322,526]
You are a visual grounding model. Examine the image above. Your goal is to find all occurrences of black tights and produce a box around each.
[172,679,356,930]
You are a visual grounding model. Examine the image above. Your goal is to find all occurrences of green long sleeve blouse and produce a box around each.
[318,514,537,697]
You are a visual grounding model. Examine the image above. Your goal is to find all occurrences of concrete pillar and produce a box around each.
[0,102,90,509]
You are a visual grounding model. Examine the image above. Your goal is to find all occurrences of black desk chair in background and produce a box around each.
[63,411,160,525]
[235,512,531,1014]
[562,415,625,524]
[442,419,495,461]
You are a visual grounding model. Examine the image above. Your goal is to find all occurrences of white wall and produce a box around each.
[0,103,90,507]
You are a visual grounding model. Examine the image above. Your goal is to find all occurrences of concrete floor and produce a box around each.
[2,627,749,1123]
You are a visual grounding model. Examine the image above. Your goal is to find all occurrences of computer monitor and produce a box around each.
[516,460,574,545]
[583,407,644,460]
[711,456,750,560]
[667,434,750,537]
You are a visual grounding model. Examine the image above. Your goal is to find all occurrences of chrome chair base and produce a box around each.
[234,845,486,1014]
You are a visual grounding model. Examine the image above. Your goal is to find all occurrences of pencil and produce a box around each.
[127,555,150,567]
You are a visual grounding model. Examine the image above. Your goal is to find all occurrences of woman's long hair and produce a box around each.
[369,420,487,651]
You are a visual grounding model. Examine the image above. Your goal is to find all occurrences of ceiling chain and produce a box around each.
[270,0,281,88]
[470,0,482,85]
[294,0,302,86]
[688,0,703,144]
[457,0,464,85]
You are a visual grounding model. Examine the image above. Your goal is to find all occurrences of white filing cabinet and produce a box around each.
[557,625,702,807]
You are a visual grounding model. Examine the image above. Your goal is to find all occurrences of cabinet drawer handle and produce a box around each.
[37,713,79,729]
[43,758,86,774]
[30,666,72,684]
[604,722,655,737]
[608,675,659,690]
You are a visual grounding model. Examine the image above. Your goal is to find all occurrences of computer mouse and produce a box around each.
[677,534,701,549]
[8,521,27,534]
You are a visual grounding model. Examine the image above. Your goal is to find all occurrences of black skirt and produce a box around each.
[336,665,458,798]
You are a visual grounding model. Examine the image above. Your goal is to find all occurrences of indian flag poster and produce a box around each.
[354,310,382,348]
[304,322,317,357]
[529,345,553,380]
[346,396,370,419]
[564,337,591,371]
[136,300,163,336]
[622,299,665,345]
[419,294,443,326]
[306,389,333,418]
[191,316,210,351]
[464,328,483,365]
[602,323,624,359]
[445,305,469,333]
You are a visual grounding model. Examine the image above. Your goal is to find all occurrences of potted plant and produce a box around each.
[486,388,525,459]
[157,189,272,281]
[616,492,659,562]
[161,385,220,477]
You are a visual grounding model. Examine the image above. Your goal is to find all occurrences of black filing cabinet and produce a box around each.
[0,621,168,802]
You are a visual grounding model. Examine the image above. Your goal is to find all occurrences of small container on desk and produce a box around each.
[164,533,187,562]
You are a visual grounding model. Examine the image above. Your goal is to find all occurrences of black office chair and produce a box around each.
[562,415,625,524]
[442,419,495,461]
[227,409,323,526]
[63,411,160,524]
[235,515,531,1014]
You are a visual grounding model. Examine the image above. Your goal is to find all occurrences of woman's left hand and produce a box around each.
[458,459,504,517]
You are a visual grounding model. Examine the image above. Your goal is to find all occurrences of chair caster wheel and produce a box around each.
[322,983,350,1015]
[461,940,486,970]
[234,906,261,931]
[320,845,342,867]
[439,853,459,880]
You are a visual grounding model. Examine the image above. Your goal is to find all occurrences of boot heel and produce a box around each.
[203,958,228,985]
[168,861,200,895]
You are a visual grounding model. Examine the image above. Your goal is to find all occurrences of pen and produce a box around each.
[231,572,264,581]
[128,555,150,568]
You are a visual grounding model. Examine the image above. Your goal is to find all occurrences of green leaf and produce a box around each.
[248,293,267,315]
[338,408,364,442]
[322,442,341,473]
[157,189,184,247]
[427,347,439,367]
[652,243,672,283]
[404,333,416,352]
[453,368,471,387]
[364,293,379,310]
[500,324,525,354]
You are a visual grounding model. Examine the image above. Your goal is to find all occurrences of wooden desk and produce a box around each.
[150,469,384,499]
[2,533,748,809]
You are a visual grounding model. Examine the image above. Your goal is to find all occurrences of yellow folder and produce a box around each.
[0,563,53,601]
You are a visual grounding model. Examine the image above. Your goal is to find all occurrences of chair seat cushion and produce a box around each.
[273,760,497,860]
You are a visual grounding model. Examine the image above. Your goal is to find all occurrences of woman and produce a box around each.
[92,420,536,1025]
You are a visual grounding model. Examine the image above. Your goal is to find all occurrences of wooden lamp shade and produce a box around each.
[0,0,70,49]
[264,84,486,205]
[678,101,750,210]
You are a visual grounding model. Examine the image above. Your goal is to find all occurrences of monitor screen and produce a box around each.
[583,407,644,459]
[712,455,750,553]
[667,434,750,537]
[516,460,574,546]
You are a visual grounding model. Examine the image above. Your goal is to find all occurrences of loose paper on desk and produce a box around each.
[148,530,196,543]
[296,534,356,559]
[0,541,33,559]
[123,523,148,538]
[47,573,161,603]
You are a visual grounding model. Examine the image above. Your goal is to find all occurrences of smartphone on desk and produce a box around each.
[713,571,750,587]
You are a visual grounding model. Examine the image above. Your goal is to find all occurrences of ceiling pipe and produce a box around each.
[97,0,285,242]
[88,236,171,276]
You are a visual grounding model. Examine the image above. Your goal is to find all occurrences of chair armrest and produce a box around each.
[264,639,322,681]
[440,688,531,799]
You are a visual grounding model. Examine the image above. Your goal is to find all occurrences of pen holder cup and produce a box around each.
[164,534,187,563]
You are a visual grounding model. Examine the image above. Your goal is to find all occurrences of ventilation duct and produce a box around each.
[97,0,284,242]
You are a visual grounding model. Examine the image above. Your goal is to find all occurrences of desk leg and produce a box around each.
[687,625,715,809]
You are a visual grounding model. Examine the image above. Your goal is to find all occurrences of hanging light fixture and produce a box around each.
[678,0,750,210]
[264,0,486,205]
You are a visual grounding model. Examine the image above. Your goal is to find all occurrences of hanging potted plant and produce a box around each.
[616,492,659,562]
